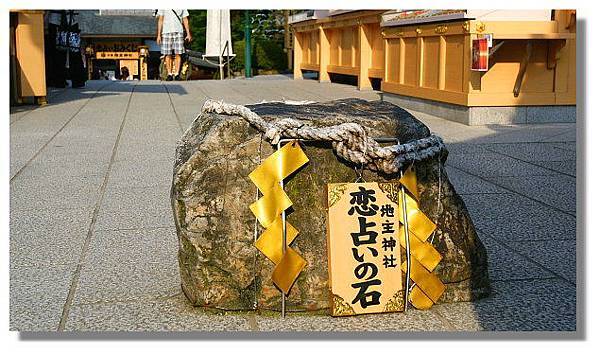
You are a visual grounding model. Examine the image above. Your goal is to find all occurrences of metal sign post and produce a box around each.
[399,168,412,312]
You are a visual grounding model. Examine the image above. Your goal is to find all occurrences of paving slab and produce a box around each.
[73,228,180,305]
[480,236,555,282]
[446,152,556,178]
[434,278,576,331]
[10,174,102,211]
[537,160,576,176]
[255,307,447,332]
[511,239,577,283]
[462,193,576,242]
[10,264,76,331]
[65,293,251,331]
[10,207,92,268]
[445,166,508,194]
[94,184,174,230]
[487,174,576,214]
[483,142,576,162]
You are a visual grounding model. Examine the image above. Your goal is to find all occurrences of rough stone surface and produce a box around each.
[171,98,491,311]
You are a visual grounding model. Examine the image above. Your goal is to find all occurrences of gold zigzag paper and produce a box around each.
[249,141,309,294]
[398,166,446,310]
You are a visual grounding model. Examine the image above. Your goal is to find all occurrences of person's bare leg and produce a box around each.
[165,55,173,75]
[173,54,181,76]
[165,55,173,76]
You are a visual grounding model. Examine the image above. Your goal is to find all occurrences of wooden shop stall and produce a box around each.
[291,10,387,90]
[379,9,576,107]
[290,10,577,124]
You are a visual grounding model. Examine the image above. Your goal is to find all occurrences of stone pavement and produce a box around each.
[9,77,577,332]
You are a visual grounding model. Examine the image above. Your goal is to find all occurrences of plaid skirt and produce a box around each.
[161,32,184,55]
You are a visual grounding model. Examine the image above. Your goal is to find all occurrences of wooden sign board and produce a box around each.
[119,59,139,75]
[96,51,139,60]
[327,182,405,316]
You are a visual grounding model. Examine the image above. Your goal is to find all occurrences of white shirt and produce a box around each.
[157,9,189,34]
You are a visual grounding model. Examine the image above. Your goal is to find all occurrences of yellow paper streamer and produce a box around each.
[398,167,446,309]
[250,141,309,294]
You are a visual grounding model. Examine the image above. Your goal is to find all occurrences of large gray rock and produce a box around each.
[171,98,490,311]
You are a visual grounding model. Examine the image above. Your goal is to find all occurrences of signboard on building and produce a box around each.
[94,41,142,53]
[471,38,489,71]
[327,182,405,316]
[96,51,139,60]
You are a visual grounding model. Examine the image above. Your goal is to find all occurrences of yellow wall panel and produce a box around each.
[386,38,400,83]
[329,29,340,66]
[444,35,464,93]
[370,24,385,70]
[421,37,440,89]
[341,27,354,67]
[309,31,319,65]
[403,38,417,87]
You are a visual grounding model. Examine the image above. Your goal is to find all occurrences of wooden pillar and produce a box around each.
[319,26,331,83]
[438,36,446,90]
[293,30,303,80]
[399,38,405,84]
[140,57,148,80]
[87,58,93,80]
[416,34,424,88]
[358,23,372,90]
[14,11,47,104]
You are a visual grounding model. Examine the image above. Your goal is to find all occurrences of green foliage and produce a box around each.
[187,10,288,73]
[229,38,287,74]
[254,39,287,71]
[187,10,207,53]
[230,40,247,73]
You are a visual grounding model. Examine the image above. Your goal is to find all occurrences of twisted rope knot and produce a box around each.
[200,99,446,174]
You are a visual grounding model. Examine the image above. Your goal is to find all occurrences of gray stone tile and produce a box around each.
[462,193,576,242]
[10,174,102,211]
[256,307,447,331]
[551,142,577,152]
[445,166,507,194]
[73,228,180,304]
[526,106,576,123]
[10,207,92,267]
[12,158,108,181]
[481,236,555,282]
[484,142,576,162]
[94,202,174,231]
[10,264,75,331]
[537,160,576,176]
[487,175,576,213]
[512,239,576,283]
[113,143,177,163]
[446,152,554,177]
[470,124,575,145]
[538,129,576,143]
[65,293,251,331]
[435,278,576,331]
[106,160,174,188]
[99,184,172,212]
[469,106,526,125]
[445,143,489,155]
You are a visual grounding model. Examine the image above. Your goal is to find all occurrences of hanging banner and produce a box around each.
[471,37,489,71]
[327,182,405,316]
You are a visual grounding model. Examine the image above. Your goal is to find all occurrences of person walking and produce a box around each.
[156,9,192,81]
